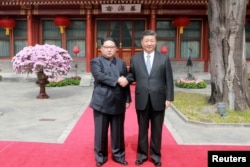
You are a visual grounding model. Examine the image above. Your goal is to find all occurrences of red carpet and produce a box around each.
[1,85,250,167]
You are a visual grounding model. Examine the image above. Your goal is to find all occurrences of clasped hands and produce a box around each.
[117,76,128,87]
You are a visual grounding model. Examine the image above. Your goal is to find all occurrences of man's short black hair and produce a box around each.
[141,30,157,40]
[101,37,117,46]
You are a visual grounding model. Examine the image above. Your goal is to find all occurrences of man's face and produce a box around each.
[101,40,117,59]
[141,35,156,54]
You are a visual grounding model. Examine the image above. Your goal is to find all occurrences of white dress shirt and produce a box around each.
[144,51,154,67]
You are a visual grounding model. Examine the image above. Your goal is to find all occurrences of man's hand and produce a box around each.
[165,100,171,109]
[117,76,128,87]
[125,102,130,108]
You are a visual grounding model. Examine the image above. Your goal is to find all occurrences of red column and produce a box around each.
[203,19,209,72]
[27,12,33,46]
[150,9,156,31]
[85,10,92,72]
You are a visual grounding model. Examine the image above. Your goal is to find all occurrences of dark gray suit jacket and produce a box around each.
[90,56,131,115]
[127,51,174,111]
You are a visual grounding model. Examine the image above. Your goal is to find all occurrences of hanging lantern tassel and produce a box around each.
[59,26,65,34]
[179,26,184,34]
[5,28,11,35]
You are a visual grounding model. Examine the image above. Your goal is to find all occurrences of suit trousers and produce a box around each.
[93,110,126,163]
[136,96,165,163]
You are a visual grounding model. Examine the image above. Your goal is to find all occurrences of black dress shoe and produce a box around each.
[154,162,161,167]
[113,159,128,165]
[135,159,147,166]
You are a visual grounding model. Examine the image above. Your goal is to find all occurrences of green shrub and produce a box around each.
[46,77,81,87]
[175,78,207,89]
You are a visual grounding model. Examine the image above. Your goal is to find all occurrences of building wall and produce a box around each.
[1,59,204,74]
[1,0,249,75]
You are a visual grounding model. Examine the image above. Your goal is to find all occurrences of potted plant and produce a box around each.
[12,44,72,98]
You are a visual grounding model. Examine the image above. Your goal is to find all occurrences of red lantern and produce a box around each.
[161,45,168,54]
[73,46,80,55]
[0,18,16,35]
[53,16,70,34]
[173,17,190,34]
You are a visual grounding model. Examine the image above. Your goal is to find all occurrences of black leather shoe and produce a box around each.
[113,159,128,165]
[135,159,147,166]
[154,162,161,167]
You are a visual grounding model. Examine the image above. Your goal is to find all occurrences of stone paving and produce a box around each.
[1,72,250,145]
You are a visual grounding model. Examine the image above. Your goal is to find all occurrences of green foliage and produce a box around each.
[46,78,81,87]
[175,80,207,89]
[173,92,250,123]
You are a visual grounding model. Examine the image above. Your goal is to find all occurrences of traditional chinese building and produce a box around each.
[0,0,249,73]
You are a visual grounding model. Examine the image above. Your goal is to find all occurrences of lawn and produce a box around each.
[173,91,250,123]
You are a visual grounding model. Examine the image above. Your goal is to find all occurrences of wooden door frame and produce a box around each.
[94,19,145,64]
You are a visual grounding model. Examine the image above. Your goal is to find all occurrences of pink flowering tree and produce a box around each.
[12,44,72,77]
[12,44,73,99]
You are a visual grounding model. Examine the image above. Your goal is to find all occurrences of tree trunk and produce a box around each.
[36,71,49,99]
[208,0,250,110]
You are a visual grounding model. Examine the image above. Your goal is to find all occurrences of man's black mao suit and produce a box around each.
[90,56,131,163]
